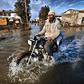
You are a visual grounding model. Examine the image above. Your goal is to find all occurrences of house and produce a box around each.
[62,9,78,26]
[62,9,84,26]
[0,16,8,26]
[8,13,22,26]
[0,10,22,26]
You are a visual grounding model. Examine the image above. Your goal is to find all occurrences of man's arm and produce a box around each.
[56,18,62,30]
[38,25,46,35]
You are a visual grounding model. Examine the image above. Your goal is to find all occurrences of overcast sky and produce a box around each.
[0,0,84,19]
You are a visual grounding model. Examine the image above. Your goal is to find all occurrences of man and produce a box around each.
[37,10,62,59]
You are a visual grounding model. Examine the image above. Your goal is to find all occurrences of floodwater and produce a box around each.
[0,24,84,84]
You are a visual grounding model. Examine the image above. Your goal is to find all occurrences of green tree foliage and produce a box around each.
[15,0,31,24]
[39,6,50,20]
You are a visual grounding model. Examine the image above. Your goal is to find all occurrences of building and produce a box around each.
[0,10,22,26]
[62,9,84,26]
[0,16,8,26]
[77,10,84,24]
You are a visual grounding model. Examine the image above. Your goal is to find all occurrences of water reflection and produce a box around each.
[63,27,84,38]
[38,61,84,84]
[30,24,41,38]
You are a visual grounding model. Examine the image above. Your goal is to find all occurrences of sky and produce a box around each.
[30,0,84,19]
[0,0,17,10]
[0,0,84,19]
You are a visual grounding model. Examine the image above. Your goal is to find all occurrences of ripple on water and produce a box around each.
[53,35,84,64]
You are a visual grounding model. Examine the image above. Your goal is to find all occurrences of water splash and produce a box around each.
[7,50,54,83]
[53,35,84,64]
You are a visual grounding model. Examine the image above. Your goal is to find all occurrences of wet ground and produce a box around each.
[0,24,84,84]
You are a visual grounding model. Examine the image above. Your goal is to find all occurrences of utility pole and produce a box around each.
[24,0,29,26]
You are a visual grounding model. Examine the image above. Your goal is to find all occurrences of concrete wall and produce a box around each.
[62,13,78,26]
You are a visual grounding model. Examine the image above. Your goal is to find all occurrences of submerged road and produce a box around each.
[0,24,84,84]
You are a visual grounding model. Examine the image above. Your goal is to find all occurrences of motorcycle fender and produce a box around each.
[28,40,32,45]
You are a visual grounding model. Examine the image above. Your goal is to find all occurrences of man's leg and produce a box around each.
[44,40,53,60]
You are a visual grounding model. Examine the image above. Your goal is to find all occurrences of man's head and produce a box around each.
[48,10,55,22]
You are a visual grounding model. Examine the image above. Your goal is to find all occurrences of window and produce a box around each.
[81,17,84,24]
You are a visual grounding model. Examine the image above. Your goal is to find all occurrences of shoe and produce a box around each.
[48,56,52,60]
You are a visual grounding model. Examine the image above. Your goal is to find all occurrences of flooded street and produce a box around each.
[0,24,84,84]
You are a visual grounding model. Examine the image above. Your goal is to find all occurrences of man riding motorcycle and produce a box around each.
[36,10,63,60]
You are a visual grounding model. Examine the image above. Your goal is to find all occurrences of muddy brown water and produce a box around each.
[0,24,84,84]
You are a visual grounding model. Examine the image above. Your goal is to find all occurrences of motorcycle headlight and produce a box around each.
[28,40,32,45]
[35,49,39,54]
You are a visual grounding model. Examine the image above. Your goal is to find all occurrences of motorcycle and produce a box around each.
[27,35,48,64]
[28,32,64,64]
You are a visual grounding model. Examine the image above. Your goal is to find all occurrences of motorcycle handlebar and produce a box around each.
[34,35,48,41]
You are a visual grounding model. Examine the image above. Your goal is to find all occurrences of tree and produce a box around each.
[39,6,50,20]
[2,10,6,16]
[15,0,31,25]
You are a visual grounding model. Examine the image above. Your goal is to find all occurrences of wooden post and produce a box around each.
[24,0,29,27]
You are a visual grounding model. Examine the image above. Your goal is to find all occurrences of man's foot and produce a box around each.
[47,56,55,63]
[47,56,52,61]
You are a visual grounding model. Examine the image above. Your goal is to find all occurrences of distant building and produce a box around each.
[0,10,16,16]
[0,16,8,26]
[0,10,22,26]
[36,17,39,22]
[62,9,84,26]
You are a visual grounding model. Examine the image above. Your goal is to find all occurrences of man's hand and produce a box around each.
[46,36,52,41]
[35,34,41,36]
